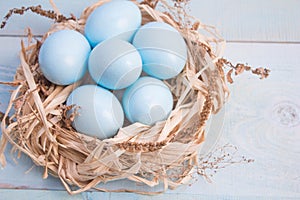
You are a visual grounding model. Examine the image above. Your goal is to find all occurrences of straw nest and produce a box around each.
[0,0,233,195]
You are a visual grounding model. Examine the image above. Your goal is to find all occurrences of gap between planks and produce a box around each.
[1,34,300,45]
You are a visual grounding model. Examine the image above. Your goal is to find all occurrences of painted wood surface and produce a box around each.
[0,0,300,42]
[0,0,299,199]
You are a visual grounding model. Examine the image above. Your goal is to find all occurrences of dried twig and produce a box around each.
[0,80,22,86]
[197,144,254,181]
[0,5,74,29]
[217,58,270,83]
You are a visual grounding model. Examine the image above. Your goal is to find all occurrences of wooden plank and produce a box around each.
[0,37,21,113]
[0,35,299,198]
[0,189,299,200]
[0,37,19,113]
[192,42,300,198]
[0,189,85,200]
[0,0,300,42]
[190,0,300,42]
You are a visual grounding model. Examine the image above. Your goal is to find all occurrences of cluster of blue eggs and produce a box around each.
[38,1,187,139]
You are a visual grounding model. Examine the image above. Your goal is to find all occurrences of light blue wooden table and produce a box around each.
[0,0,299,199]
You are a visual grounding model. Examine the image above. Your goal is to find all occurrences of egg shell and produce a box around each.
[122,76,173,125]
[88,38,142,90]
[132,22,187,80]
[84,1,142,47]
[38,30,91,85]
[66,85,124,139]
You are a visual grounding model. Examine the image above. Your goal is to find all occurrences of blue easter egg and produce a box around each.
[132,22,187,80]
[88,38,142,90]
[122,76,173,125]
[38,30,91,85]
[66,85,124,139]
[84,1,142,47]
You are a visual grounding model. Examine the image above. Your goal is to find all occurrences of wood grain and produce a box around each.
[0,189,299,200]
[190,0,300,42]
[216,42,300,198]
[0,37,20,113]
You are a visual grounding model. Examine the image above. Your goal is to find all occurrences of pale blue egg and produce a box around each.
[88,38,142,90]
[66,85,124,139]
[122,76,173,125]
[132,22,187,80]
[38,30,91,85]
[84,1,142,47]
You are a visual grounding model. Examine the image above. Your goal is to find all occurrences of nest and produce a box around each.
[0,0,233,195]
